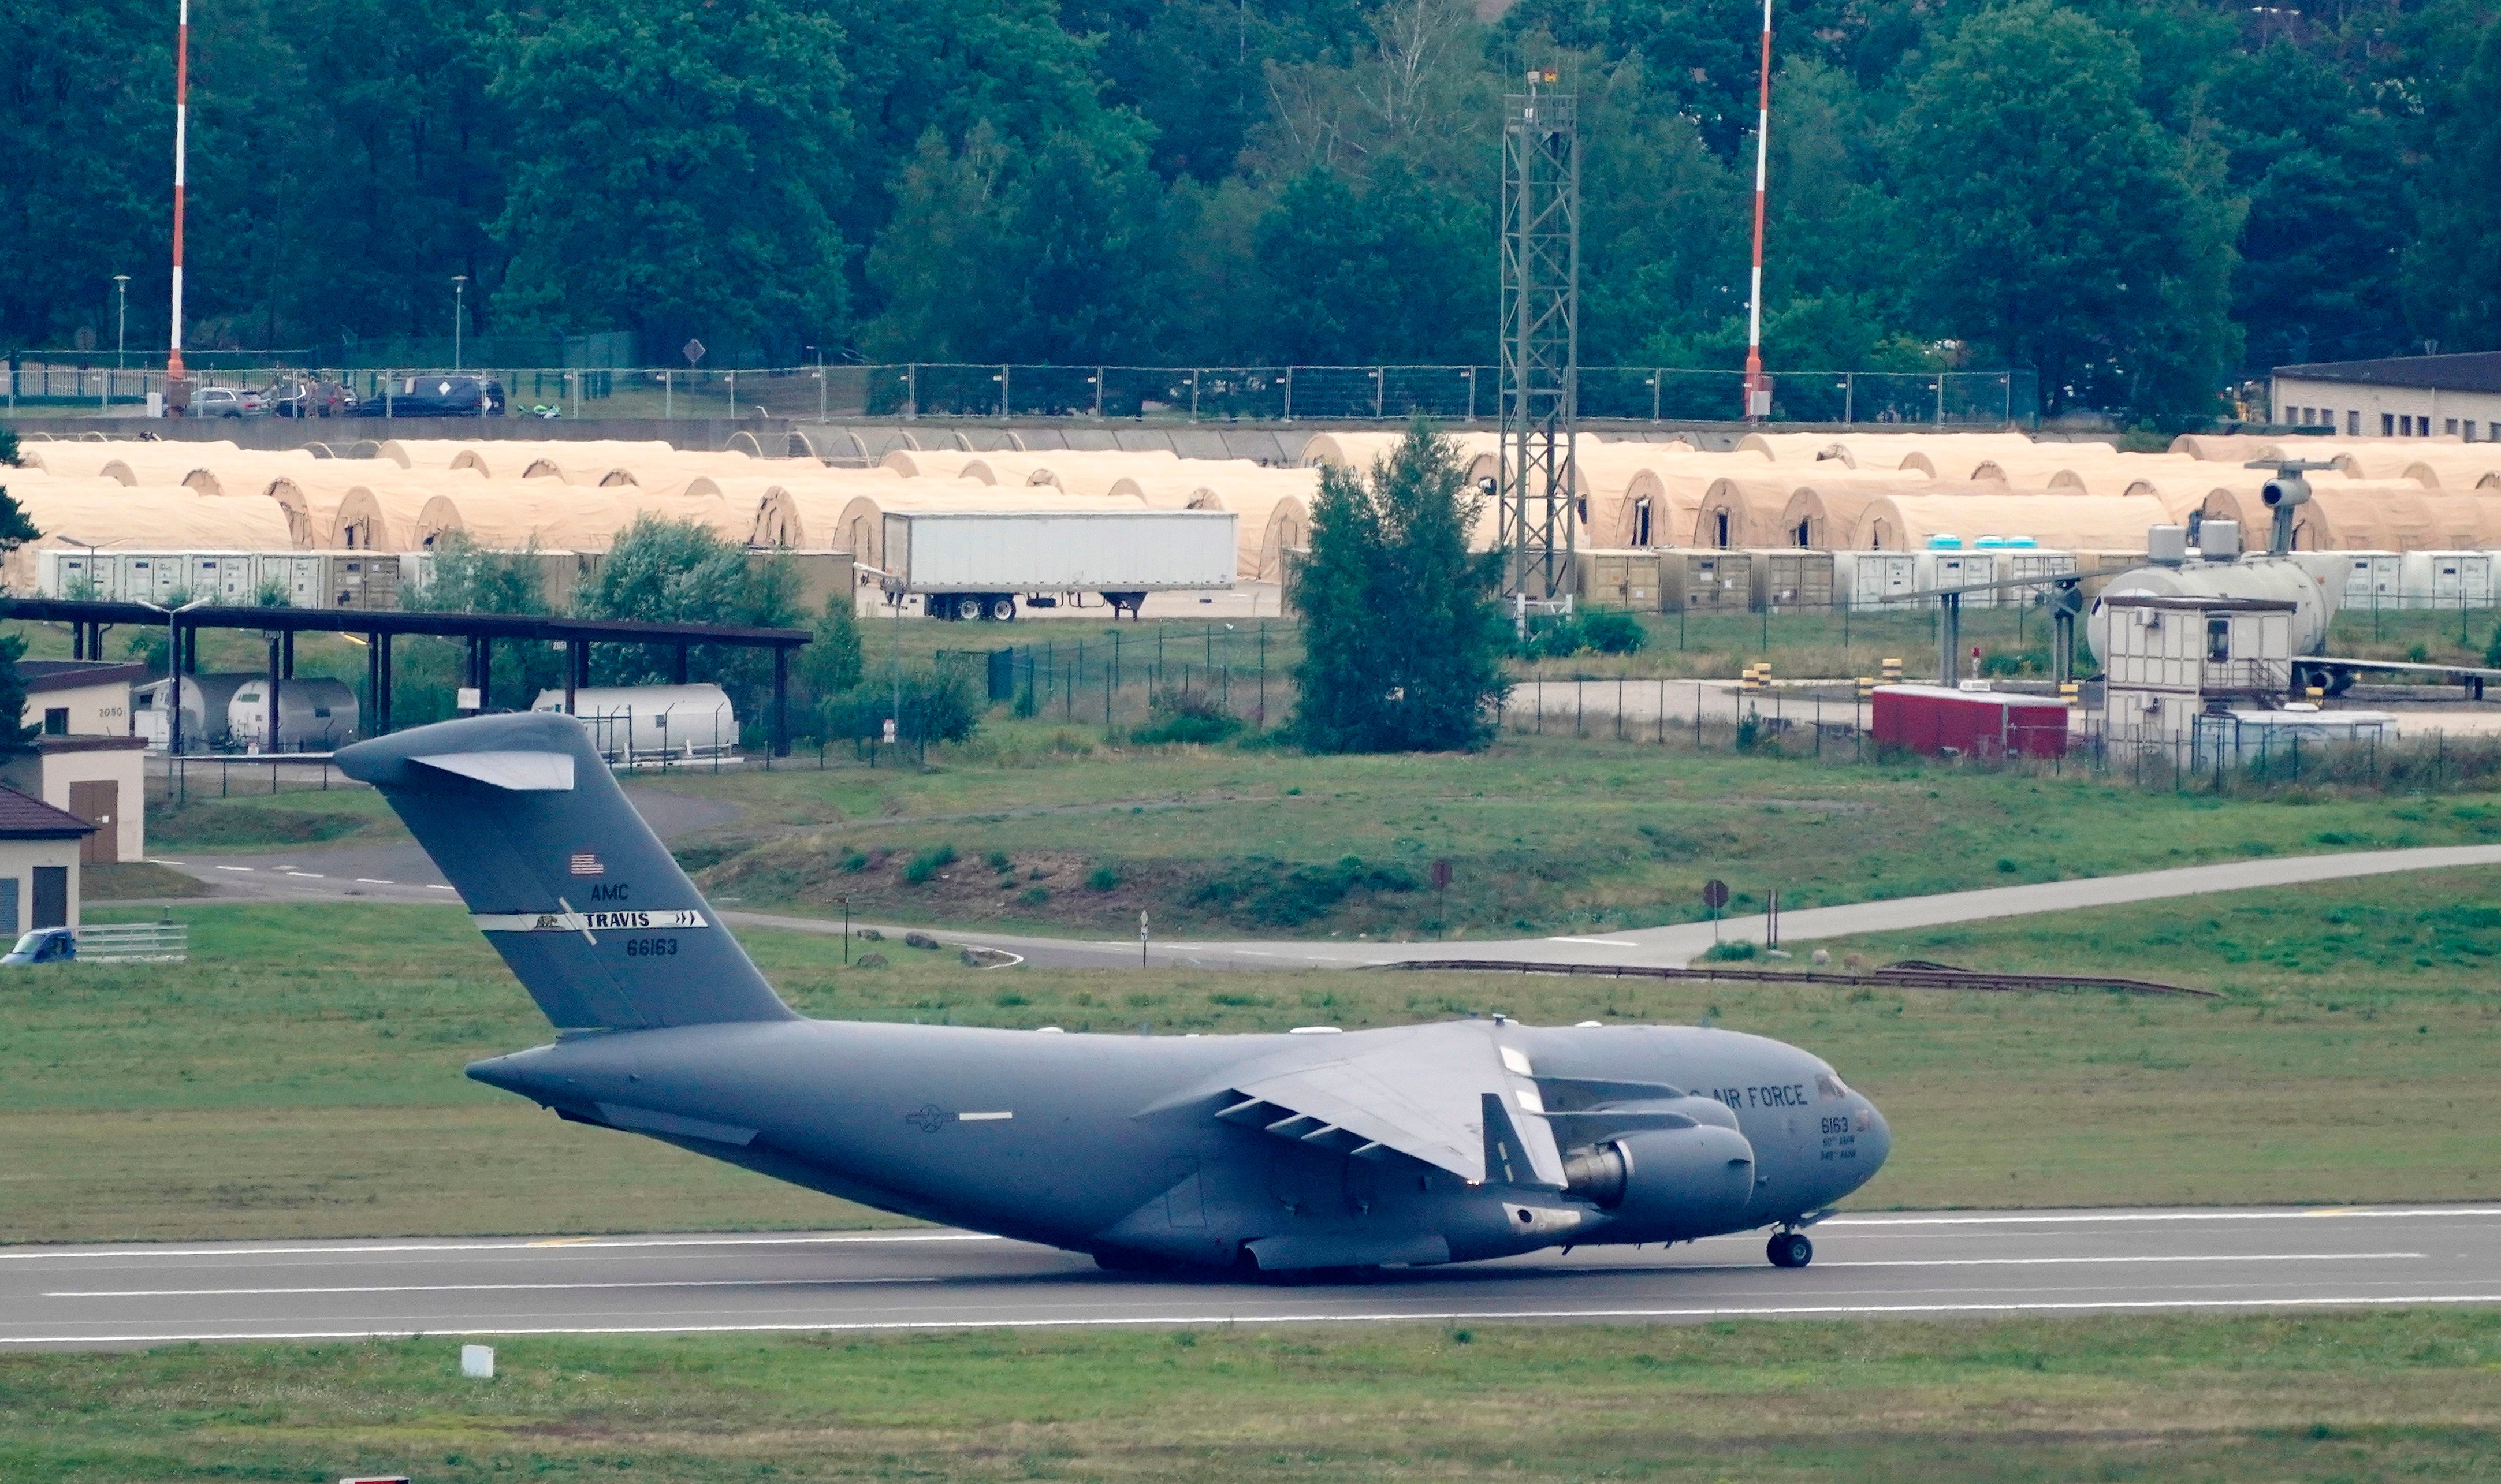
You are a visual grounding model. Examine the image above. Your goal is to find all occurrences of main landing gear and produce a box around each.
[1767,1230,1814,1269]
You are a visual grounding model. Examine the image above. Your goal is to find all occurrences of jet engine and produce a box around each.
[1562,1123,1757,1241]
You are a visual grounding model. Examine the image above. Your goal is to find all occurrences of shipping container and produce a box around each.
[1658,550,1754,611]
[1870,684,2069,759]
[1759,551,1833,610]
[881,510,1236,621]
[1836,551,1919,611]
[1576,548,1662,610]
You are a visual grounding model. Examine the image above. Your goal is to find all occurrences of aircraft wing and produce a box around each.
[1208,1021,1568,1189]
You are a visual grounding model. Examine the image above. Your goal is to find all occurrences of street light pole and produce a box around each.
[113,275,129,371]
[452,275,467,371]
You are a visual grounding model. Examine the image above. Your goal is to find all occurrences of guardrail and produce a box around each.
[1385,958,2216,998]
[76,921,189,963]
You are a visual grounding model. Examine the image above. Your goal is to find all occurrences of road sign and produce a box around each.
[682,338,706,367]
[1701,879,1729,910]
[1430,859,1452,890]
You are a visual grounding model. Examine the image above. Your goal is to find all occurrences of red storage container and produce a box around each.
[1870,685,2069,759]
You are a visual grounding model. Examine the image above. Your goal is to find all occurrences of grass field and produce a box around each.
[138,714,2501,939]
[6,868,2495,1244]
[5,1311,2495,1481]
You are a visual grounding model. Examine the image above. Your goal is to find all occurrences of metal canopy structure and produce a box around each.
[1498,76,1580,599]
[1,597,812,758]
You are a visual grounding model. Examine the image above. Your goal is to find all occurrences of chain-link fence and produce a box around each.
[6,360,2040,426]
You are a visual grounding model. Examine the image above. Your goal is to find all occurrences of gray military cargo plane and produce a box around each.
[340,713,1889,1276]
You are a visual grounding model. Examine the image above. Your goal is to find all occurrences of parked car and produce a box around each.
[191,386,267,418]
[2,927,76,965]
[271,377,359,418]
[371,374,505,417]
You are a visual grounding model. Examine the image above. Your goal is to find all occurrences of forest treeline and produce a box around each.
[5,0,2497,416]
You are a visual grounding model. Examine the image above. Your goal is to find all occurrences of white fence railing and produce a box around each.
[75,922,189,963]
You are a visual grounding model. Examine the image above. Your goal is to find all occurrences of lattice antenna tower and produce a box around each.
[1498,70,1580,599]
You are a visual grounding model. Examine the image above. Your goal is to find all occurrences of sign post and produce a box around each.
[1140,910,1149,967]
[1702,878,1729,942]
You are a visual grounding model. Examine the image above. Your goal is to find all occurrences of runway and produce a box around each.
[9,1204,2496,1350]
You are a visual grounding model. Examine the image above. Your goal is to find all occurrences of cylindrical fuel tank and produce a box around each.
[2087,554,2339,659]
[226,677,362,752]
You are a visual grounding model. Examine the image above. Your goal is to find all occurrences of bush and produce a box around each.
[903,845,957,885]
[1185,854,1421,928]
[1513,609,1647,661]
[1703,940,1759,961]
[984,850,1012,872]
[1578,609,1648,654]
[854,952,889,969]
[1129,687,1244,746]
[821,654,983,750]
[1018,886,1051,907]
[1086,864,1121,892]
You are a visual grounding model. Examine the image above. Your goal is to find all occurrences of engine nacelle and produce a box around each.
[1562,1123,1758,1241]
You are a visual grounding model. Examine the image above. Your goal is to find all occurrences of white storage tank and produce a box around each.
[531,684,736,761]
[2088,555,2339,660]
[226,677,362,752]
[133,673,258,751]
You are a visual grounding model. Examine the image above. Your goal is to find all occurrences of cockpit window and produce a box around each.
[1815,1072,1849,1099]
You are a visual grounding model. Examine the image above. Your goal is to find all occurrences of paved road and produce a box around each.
[727,845,2501,971]
[154,819,2501,970]
[8,1204,2493,1349]
[151,788,738,905]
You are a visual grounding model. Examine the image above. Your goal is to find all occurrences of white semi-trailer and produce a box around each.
[880,510,1237,621]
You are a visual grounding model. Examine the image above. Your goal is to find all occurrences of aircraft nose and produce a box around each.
[1858,1096,1892,1175]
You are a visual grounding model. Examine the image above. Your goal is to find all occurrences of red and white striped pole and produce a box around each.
[1741,0,1773,422]
[166,0,190,396]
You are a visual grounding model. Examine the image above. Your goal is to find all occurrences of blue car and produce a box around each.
[2,928,76,965]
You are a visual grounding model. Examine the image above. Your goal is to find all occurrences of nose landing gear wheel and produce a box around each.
[1767,1231,1813,1269]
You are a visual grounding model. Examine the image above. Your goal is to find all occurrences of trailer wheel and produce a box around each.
[987,595,1017,622]
[947,594,984,622]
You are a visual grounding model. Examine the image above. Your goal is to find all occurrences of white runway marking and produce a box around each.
[214,866,254,872]
[49,1277,944,1299]
[12,1294,2500,1348]
[355,879,394,885]
[1828,1251,2422,1269]
[1547,937,1641,946]
[1828,1209,2501,1227]
[0,1232,1004,1263]
[285,872,323,879]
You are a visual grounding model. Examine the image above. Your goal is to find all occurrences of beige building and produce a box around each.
[2271,352,2501,441]
[0,785,96,933]
[13,661,148,862]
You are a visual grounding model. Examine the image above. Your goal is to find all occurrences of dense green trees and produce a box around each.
[5,0,2493,416]
[1290,423,1508,752]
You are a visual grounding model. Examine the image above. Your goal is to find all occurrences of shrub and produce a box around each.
[1018,886,1051,907]
[984,850,1012,872]
[1087,864,1121,892]
[903,845,957,885]
[1703,940,1759,961]
[1130,687,1245,746]
[1577,609,1647,654]
[854,952,889,969]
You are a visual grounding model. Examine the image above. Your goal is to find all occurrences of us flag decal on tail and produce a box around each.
[569,852,605,877]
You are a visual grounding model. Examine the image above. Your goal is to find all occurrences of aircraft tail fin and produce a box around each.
[337,711,796,1032]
